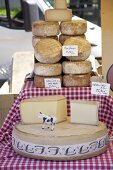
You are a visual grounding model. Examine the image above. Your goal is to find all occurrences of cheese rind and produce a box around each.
[54,0,67,9]
[45,9,72,22]
[20,96,67,124]
[60,20,87,35]
[32,21,60,36]
[62,60,92,74]
[63,37,91,61]
[34,75,62,88]
[59,34,86,45]
[34,38,62,63]
[63,74,91,87]
[70,100,99,125]
[34,63,62,76]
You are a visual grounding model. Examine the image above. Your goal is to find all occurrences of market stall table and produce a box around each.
[0,80,113,169]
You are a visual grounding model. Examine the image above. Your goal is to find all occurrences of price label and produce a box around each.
[91,82,110,96]
[44,78,61,89]
[62,45,78,56]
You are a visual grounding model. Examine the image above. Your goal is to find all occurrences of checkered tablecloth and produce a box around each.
[0,80,113,170]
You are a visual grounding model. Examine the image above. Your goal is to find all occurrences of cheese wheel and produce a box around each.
[32,21,60,36]
[63,74,91,87]
[54,0,67,9]
[32,36,58,47]
[34,38,62,63]
[34,63,62,76]
[12,121,108,160]
[62,61,92,74]
[34,75,62,88]
[59,34,86,45]
[63,37,91,61]
[60,20,87,35]
[45,9,72,22]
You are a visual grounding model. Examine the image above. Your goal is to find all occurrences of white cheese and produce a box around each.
[70,100,99,125]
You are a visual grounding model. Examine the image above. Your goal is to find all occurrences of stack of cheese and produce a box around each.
[32,22,63,88]
[32,0,92,88]
[61,20,92,87]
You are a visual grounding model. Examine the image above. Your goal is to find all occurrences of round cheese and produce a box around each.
[62,60,92,74]
[63,74,91,87]
[63,37,91,61]
[34,38,62,63]
[60,20,87,35]
[12,121,108,160]
[34,75,62,88]
[32,21,60,36]
[59,34,86,45]
[34,63,62,76]
[32,36,58,47]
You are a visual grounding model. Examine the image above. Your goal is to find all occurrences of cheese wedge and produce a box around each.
[70,100,99,125]
[45,9,72,22]
[20,96,67,124]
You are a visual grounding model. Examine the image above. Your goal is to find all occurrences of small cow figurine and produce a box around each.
[38,112,57,131]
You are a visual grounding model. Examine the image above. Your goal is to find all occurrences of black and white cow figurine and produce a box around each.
[38,112,57,131]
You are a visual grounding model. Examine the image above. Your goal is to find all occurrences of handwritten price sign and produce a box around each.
[91,82,110,96]
[44,78,61,89]
[62,45,78,56]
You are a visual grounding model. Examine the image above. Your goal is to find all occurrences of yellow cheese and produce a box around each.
[70,100,99,125]
[20,95,67,124]
[45,9,72,22]
[54,0,67,9]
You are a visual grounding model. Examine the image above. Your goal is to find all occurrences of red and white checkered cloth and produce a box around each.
[0,81,113,169]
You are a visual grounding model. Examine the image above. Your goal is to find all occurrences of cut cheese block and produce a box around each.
[34,75,62,88]
[20,95,67,124]
[59,34,86,45]
[63,37,91,61]
[70,100,99,125]
[32,35,58,47]
[32,21,60,36]
[45,9,72,22]
[34,63,62,76]
[34,38,62,63]
[54,0,67,9]
[12,121,108,160]
[60,20,87,35]
[62,60,92,74]
[63,74,91,87]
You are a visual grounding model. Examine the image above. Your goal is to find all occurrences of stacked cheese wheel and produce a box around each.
[32,21,63,88]
[32,0,92,88]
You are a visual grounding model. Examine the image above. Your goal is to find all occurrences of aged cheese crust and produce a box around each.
[34,63,62,76]
[32,21,60,36]
[63,37,91,61]
[60,20,87,35]
[62,60,92,74]
[32,35,58,47]
[34,75,62,88]
[59,34,86,45]
[12,121,108,160]
[34,38,62,63]
[63,74,91,87]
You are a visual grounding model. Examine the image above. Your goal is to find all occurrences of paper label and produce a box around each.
[44,78,61,89]
[62,45,78,56]
[91,82,110,96]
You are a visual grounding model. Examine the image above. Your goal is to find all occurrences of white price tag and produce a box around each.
[91,82,110,96]
[44,78,61,89]
[62,45,78,56]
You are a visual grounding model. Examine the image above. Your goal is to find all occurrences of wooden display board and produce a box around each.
[101,0,113,96]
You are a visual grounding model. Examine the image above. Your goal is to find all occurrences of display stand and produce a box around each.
[0,80,113,169]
